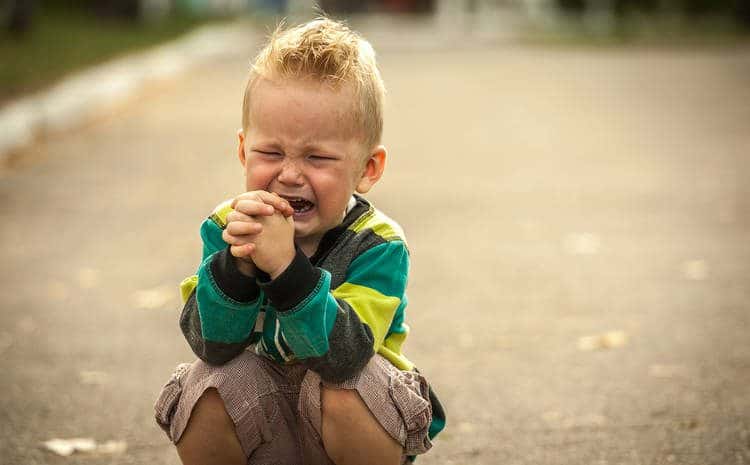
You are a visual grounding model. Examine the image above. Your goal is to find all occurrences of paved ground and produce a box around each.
[1,14,750,465]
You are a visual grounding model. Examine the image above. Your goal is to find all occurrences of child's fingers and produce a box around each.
[233,199,276,217]
[265,192,293,215]
[278,203,294,217]
[232,191,272,207]
[230,243,255,258]
[226,210,253,224]
[230,191,261,208]
[232,191,292,216]
[225,220,262,236]
[222,229,256,246]
[269,193,295,217]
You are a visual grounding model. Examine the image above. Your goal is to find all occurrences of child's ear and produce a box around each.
[356,145,386,194]
[237,129,248,169]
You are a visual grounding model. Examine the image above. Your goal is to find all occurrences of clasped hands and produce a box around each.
[222,191,296,280]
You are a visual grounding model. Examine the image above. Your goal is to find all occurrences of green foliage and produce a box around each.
[0,6,219,103]
[558,0,586,13]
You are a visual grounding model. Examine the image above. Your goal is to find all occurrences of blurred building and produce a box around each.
[9,0,744,31]
[148,0,435,15]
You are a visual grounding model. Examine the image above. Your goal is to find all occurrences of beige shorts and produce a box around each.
[154,350,433,464]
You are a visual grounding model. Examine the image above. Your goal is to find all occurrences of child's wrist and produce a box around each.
[268,250,296,281]
[258,248,321,312]
[234,257,257,277]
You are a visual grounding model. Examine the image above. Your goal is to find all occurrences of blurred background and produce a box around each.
[1,1,749,464]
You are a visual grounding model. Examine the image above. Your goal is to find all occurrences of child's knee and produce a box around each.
[321,387,368,424]
[320,386,403,465]
[320,386,397,444]
[179,388,238,446]
[313,355,434,458]
[176,388,246,465]
[190,388,233,429]
[155,354,282,454]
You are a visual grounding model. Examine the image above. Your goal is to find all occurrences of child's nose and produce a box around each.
[277,159,304,185]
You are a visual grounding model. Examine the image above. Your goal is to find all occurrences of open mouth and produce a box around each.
[281,196,315,214]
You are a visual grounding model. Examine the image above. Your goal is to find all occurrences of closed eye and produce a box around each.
[256,150,282,157]
[308,155,336,161]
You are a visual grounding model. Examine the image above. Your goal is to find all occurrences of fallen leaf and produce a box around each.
[542,411,563,425]
[682,260,708,281]
[577,336,600,351]
[578,330,628,351]
[563,233,600,255]
[79,370,110,385]
[47,280,69,301]
[96,440,127,454]
[133,285,175,310]
[42,438,127,456]
[601,331,628,348]
[43,438,96,456]
[77,268,100,289]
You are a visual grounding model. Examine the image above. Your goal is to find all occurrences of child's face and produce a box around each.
[239,77,382,251]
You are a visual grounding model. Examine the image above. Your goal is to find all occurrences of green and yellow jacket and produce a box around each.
[179,194,445,439]
[180,194,421,376]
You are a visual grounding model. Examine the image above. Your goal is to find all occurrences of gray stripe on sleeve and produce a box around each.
[301,299,375,383]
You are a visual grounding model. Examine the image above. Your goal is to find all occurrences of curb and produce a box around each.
[0,20,258,163]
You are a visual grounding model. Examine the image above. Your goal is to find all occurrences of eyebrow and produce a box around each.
[249,138,282,150]
[257,138,344,156]
[300,142,341,155]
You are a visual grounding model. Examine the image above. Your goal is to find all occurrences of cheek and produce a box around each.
[313,171,344,194]
[245,163,276,189]
[314,175,356,211]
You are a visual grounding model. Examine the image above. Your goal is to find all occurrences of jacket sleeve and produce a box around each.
[179,216,263,365]
[259,240,409,382]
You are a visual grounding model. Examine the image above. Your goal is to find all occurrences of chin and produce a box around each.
[293,225,311,239]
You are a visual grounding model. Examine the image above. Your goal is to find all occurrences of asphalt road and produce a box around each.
[1,16,749,465]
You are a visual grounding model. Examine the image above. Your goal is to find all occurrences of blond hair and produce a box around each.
[242,18,385,150]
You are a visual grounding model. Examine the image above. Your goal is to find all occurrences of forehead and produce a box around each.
[247,77,362,143]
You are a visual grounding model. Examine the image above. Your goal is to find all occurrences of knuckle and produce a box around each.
[222,234,234,245]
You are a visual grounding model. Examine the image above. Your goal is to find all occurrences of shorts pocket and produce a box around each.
[388,370,433,456]
[154,363,191,440]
